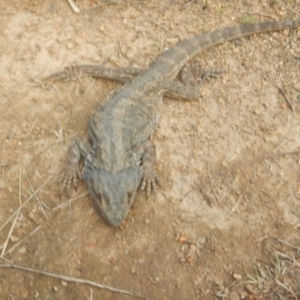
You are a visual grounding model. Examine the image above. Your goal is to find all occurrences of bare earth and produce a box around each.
[0,1,300,299]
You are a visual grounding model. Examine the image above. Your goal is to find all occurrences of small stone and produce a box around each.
[166,37,179,44]
[66,42,74,50]
[228,291,240,300]
[10,235,20,242]
[53,286,58,292]
[18,247,26,254]
[233,273,241,280]
[179,236,187,243]
[145,219,150,224]
[222,160,228,167]
[61,281,67,287]
[131,266,136,274]
[245,284,253,293]
[120,45,127,55]
[263,135,278,143]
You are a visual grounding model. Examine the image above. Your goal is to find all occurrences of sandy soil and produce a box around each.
[0,0,300,299]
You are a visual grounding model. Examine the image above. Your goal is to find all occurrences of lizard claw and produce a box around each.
[58,163,82,197]
[140,141,160,197]
[140,170,160,197]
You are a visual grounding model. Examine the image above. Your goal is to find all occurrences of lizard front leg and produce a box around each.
[58,135,93,196]
[140,140,160,197]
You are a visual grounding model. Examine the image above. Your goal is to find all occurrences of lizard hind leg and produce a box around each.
[181,62,225,88]
[159,63,224,100]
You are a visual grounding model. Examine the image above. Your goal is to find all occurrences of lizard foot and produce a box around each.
[141,172,161,197]
[58,163,82,197]
[140,168,160,197]
[199,69,225,83]
[140,141,161,197]
[181,63,225,85]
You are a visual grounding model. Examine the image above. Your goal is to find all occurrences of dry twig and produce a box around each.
[0,174,55,232]
[278,84,294,111]
[1,170,22,257]
[53,192,89,211]
[224,191,245,219]
[2,226,41,256]
[25,173,48,219]
[66,0,80,13]
[278,239,300,251]
[0,259,148,299]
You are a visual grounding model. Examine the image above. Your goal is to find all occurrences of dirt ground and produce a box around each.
[0,0,300,299]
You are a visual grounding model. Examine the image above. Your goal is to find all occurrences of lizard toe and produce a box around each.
[140,175,160,197]
[58,164,82,197]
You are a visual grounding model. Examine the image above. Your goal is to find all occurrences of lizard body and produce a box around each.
[46,19,300,226]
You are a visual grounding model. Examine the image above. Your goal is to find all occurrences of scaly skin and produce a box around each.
[49,19,300,226]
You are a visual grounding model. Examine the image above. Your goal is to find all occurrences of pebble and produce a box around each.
[61,281,67,287]
[131,266,136,274]
[179,236,187,243]
[66,42,74,50]
[233,273,241,280]
[245,284,253,293]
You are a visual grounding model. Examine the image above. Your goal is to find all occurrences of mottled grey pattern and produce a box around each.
[46,19,300,226]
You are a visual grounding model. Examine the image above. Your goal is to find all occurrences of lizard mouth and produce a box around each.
[94,191,136,227]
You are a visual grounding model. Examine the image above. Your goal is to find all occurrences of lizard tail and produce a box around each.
[154,19,300,79]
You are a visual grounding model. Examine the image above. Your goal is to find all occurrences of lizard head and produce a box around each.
[84,164,143,227]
